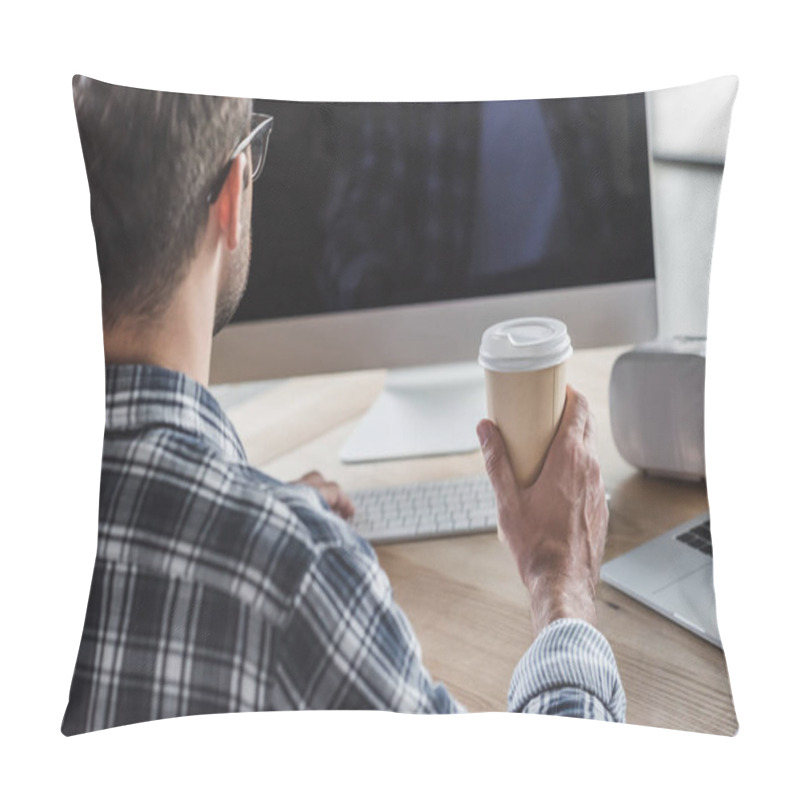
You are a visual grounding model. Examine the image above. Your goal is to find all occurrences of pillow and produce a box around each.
[64,75,738,737]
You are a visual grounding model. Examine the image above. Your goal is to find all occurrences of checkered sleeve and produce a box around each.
[507,618,626,721]
[270,541,463,712]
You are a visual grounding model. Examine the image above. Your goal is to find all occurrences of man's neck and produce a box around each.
[104,325,211,387]
[103,266,218,386]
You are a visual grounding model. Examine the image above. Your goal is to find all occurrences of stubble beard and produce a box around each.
[213,192,252,337]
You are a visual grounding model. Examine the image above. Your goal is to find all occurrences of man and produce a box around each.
[62,76,625,734]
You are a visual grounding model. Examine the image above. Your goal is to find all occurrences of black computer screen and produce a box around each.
[235,93,654,323]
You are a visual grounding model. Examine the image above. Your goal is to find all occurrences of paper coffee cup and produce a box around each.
[478,318,572,488]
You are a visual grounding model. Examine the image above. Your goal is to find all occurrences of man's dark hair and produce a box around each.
[73,76,252,328]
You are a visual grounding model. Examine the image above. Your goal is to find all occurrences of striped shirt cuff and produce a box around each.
[507,618,626,722]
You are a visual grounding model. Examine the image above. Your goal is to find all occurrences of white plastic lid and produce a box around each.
[478,317,573,372]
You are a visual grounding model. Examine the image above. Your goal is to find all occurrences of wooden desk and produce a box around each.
[223,346,738,735]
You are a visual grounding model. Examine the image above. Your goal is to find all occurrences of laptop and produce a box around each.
[600,512,721,647]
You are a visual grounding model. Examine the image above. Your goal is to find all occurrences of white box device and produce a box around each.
[609,337,706,481]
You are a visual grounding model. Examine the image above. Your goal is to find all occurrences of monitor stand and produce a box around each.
[339,361,487,463]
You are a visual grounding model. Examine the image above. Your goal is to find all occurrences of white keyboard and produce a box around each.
[349,474,497,544]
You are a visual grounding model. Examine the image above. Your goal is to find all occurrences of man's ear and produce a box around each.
[213,153,247,251]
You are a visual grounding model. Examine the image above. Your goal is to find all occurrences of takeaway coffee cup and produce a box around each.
[478,317,573,488]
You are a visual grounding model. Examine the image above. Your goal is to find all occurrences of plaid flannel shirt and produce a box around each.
[62,364,625,734]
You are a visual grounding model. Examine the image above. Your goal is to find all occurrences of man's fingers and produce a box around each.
[317,482,355,520]
[477,419,516,495]
[293,471,355,520]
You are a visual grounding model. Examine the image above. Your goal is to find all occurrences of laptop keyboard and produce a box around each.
[676,518,713,557]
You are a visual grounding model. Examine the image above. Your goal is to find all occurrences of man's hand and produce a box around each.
[292,471,355,521]
[477,385,608,639]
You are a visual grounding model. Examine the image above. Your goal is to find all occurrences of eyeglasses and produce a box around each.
[206,112,274,205]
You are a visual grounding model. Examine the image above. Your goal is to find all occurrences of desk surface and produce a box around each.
[222,346,737,735]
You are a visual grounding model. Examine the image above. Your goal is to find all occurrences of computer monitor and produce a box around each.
[210,92,658,462]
